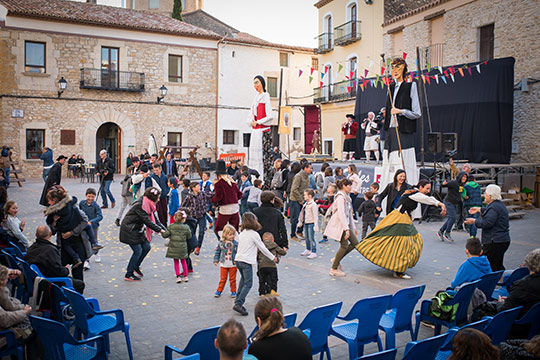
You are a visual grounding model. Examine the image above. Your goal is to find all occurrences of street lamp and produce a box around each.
[157,84,168,104]
[58,77,67,98]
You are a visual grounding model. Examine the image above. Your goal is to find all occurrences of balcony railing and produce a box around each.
[419,43,445,67]
[334,20,361,46]
[314,78,358,103]
[316,33,333,54]
[80,68,145,92]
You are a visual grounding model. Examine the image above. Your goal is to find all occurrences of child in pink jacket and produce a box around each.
[298,189,319,259]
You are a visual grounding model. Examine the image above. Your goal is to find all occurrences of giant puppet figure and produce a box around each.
[380,58,421,214]
[248,75,274,188]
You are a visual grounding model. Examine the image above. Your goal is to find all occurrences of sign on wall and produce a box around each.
[11,109,24,118]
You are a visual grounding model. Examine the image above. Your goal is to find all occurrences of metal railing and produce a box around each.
[419,43,445,68]
[313,78,358,103]
[79,68,145,92]
[315,33,333,54]
[334,20,362,46]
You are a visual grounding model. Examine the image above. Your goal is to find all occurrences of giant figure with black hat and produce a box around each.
[380,58,422,216]
[39,155,67,206]
[341,114,358,160]
[248,75,274,189]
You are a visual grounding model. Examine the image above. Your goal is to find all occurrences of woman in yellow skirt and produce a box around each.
[356,179,446,279]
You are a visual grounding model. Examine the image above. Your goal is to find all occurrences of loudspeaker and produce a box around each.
[427,132,441,153]
[243,133,251,148]
[442,133,458,152]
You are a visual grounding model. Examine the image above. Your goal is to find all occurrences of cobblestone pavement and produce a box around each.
[7,176,540,359]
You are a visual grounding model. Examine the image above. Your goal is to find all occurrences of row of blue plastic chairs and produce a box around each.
[164,267,538,360]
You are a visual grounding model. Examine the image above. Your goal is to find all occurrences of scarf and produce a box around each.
[141,196,157,242]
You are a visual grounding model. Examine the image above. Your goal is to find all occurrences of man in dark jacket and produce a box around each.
[39,155,66,206]
[24,225,85,293]
[97,149,116,209]
[253,191,288,250]
[161,152,178,177]
[437,171,468,242]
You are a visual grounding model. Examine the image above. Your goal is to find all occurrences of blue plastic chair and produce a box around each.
[17,257,74,303]
[248,313,297,342]
[402,333,448,360]
[476,270,504,299]
[515,301,540,339]
[491,267,529,300]
[355,349,397,360]
[6,241,26,258]
[164,325,220,360]
[30,263,74,288]
[379,285,426,349]
[434,319,490,360]
[63,287,133,360]
[415,280,479,336]
[298,301,343,360]
[29,315,107,360]
[483,306,523,345]
[0,250,24,300]
[0,330,23,359]
[164,346,200,360]
[330,295,392,359]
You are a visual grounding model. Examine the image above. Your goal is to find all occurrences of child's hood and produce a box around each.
[43,195,77,216]
[465,181,479,188]
[263,239,277,249]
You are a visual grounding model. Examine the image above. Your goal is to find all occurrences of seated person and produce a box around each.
[24,225,85,294]
[448,328,499,360]
[214,318,255,360]
[451,237,492,289]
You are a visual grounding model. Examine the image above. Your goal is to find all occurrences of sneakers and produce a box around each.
[124,274,141,281]
[443,232,454,242]
[195,247,200,256]
[83,261,90,271]
[233,304,248,316]
[214,291,222,298]
[92,244,104,251]
[134,268,144,277]
[319,237,329,243]
[296,232,305,239]
[290,236,300,242]
[111,202,116,208]
[114,218,121,227]
[393,272,412,279]
[329,268,346,277]
[230,292,237,298]
[300,250,311,256]
[176,276,183,283]
[307,252,318,259]
[183,276,189,282]
[270,290,279,297]
[436,230,445,242]
[94,254,101,263]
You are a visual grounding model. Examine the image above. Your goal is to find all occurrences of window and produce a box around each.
[279,52,289,67]
[431,16,444,45]
[25,41,46,73]
[168,132,182,147]
[323,139,333,155]
[101,46,119,88]
[293,127,301,141]
[479,24,494,61]
[168,55,183,83]
[312,57,319,70]
[26,129,44,159]
[149,0,159,8]
[223,130,236,145]
[348,56,357,79]
[267,77,278,98]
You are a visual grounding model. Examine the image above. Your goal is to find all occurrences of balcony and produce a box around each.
[314,78,358,103]
[316,33,333,54]
[79,68,145,92]
[419,43,445,67]
[334,20,361,46]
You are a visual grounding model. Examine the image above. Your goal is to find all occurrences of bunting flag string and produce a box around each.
[338,64,343,72]
[298,70,303,78]
[310,67,314,75]
[476,64,481,74]
[309,76,313,84]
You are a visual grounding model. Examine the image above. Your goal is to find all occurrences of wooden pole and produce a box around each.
[416,46,425,167]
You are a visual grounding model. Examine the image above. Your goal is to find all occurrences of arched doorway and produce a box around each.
[96,122,122,173]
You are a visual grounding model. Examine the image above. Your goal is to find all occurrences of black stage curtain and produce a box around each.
[354,57,515,164]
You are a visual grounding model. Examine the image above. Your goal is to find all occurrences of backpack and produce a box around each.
[270,170,283,189]
[428,290,458,321]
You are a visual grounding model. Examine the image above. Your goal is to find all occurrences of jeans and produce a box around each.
[440,202,457,234]
[466,210,479,237]
[455,201,465,229]
[350,193,358,219]
[101,180,116,207]
[247,202,259,212]
[42,167,51,182]
[289,201,302,236]
[194,216,207,248]
[126,241,151,275]
[304,223,316,253]
[234,261,253,307]
[2,167,9,186]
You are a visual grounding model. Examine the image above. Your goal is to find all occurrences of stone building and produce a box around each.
[382,0,540,163]
[0,0,220,178]
[313,0,384,159]
[125,0,203,16]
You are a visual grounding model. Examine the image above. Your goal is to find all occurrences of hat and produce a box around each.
[215,159,227,175]
[485,184,502,201]
[56,155,67,161]
[346,114,355,120]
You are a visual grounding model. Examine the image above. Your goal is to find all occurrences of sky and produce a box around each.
[75,0,318,47]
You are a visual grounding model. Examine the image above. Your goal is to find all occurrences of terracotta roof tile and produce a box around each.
[0,0,221,40]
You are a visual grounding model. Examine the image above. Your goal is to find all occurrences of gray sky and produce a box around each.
[73,0,317,47]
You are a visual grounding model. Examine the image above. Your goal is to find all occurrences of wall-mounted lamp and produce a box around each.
[58,77,67,98]
[157,84,168,103]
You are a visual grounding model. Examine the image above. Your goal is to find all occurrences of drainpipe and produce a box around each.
[215,35,227,163]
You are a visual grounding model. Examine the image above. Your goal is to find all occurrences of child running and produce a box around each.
[298,189,319,259]
[79,188,104,269]
[213,224,238,298]
[357,191,377,239]
[233,212,277,316]
[257,232,286,297]
[162,210,192,283]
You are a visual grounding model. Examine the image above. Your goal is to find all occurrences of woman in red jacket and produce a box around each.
[212,160,243,236]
